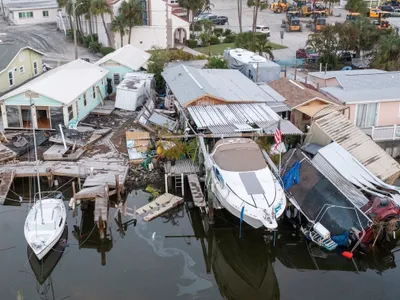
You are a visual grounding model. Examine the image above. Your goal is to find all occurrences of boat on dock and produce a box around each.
[200,137,286,230]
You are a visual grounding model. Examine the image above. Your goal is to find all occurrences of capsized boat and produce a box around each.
[24,192,67,260]
[204,138,286,229]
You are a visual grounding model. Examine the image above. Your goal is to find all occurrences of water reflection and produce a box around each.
[27,226,68,299]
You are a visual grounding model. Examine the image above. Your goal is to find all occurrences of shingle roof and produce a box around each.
[0,59,108,105]
[95,44,150,71]
[308,111,400,183]
[0,43,44,73]
[162,65,273,107]
[267,77,339,109]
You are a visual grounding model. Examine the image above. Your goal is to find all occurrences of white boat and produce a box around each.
[23,96,67,260]
[204,138,286,229]
[24,193,66,260]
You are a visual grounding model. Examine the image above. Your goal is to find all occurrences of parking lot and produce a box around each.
[0,18,98,67]
[211,0,348,60]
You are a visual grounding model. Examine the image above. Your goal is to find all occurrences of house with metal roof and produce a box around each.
[267,77,344,131]
[0,43,44,96]
[319,71,400,142]
[304,110,400,184]
[3,0,60,25]
[95,45,150,94]
[162,65,302,137]
[0,59,108,130]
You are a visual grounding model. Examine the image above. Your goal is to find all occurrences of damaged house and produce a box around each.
[0,59,108,129]
[162,65,302,137]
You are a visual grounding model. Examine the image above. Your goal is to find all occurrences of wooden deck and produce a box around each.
[0,171,15,205]
[187,174,205,210]
[49,128,112,148]
[164,160,200,175]
[136,193,184,222]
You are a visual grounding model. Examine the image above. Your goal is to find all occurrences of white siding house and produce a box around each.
[4,0,61,25]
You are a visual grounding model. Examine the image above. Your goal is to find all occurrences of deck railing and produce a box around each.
[360,125,400,141]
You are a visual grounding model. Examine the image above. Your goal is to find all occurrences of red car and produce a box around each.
[296,48,320,62]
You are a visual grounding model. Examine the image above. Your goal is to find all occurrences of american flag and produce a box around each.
[274,121,282,150]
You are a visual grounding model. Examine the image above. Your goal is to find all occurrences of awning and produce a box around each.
[295,103,330,117]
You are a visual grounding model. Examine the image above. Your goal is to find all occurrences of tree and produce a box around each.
[237,0,243,33]
[147,48,171,91]
[199,19,214,47]
[345,0,368,15]
[178,0,205,36]
[372,32,400,71]
[250,35,274,59]
[247,0,268,33]
[205,57,228,69]
[111,14,126,48]
[91,0,112,46]
[119,0,143,44]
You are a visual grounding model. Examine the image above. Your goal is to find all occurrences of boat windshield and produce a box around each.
[213,140,267,172]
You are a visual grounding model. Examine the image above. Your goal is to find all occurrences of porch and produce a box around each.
[360,125,400,141]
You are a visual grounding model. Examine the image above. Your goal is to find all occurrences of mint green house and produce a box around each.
[0,59,109,129]
[95,45,150,93]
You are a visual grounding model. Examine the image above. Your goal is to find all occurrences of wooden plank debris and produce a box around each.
[90,100,115,115]
[95,196,108,222]
[136,193,183,222]
[49,128,112,147]
[0,170,15,205]
[0,143,17,163]
[187,174,205,210]
[126,131,150,163]
[165,159,200,175]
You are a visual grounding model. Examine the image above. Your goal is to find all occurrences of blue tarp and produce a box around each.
[331,231,350,247]
[282,161,301,190]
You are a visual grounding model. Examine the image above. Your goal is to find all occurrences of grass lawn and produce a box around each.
[194,42,287,55]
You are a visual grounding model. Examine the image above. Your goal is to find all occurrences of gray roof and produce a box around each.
[258,84,289,113]
[308,69,386,80]
[5,0,58,10]
[166,60,208,70]
[0,43,44,73]
[162,65,273,107]
[321,86,400,103]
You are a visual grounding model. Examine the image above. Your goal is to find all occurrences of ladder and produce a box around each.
[301,226,338,251]
[174,174,184,196]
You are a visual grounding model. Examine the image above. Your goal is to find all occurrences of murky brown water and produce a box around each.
[1,180,400,300]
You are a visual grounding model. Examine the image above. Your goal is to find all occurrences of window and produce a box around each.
[33,61,38,75]
[113,73,120,85]
[18,12,33,18]
[42,11,49,17]
[356,103,378,128]
[67,105,74,121]
[8,71,14,87]
[19,66,25,74]
[83,93,87,106]
[92,86,96,98]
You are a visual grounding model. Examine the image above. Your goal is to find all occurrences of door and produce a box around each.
[356,103,378,128]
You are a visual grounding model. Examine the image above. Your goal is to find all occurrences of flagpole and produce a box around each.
[279,148,282,176]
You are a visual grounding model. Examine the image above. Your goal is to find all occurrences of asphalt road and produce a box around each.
[0,17,99,67]
[211,0,348,60]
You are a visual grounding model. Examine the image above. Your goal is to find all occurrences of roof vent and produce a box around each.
[252,55,263,61]
[235,48,244,53]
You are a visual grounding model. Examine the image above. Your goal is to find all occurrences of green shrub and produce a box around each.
[223,34,236,43]
[170,49,195,61]
[190,33,196,40]
[190,23,202,32]
[210,36,220,45]
[223,28,232,36]
[89,41,102,53]
[186,39,198,48]
[100,47,115,56]
[205,57,228,69]
[213,28,224,35]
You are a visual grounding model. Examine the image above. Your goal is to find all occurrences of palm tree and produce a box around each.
[119,0,143,44]
[247,0,268,33]
[91,0,112,46]
[372,33,400,71]
[111,14,126,48]
[251,38,274,60]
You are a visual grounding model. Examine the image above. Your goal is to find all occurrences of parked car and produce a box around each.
[296,48,319,62]
[214,16,228,25]
[255,25,270,34]
[380,5,395,12]
[194,13,212,22]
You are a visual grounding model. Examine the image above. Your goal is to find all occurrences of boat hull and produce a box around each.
[24,199,67,260]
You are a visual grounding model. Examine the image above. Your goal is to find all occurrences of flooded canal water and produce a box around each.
[1,182,400,299]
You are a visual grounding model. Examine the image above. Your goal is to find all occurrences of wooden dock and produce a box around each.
[0,171,15,204]
[164,160,200,175]
[90,100,115,116]
[43,144,86,161]
[136,193,184,222]
[187,174,205,212]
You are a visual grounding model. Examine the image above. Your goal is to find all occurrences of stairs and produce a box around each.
[174,174,183,196]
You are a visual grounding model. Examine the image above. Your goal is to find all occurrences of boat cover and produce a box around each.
[283,149,371,236]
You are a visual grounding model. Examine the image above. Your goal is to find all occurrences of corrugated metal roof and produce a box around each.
[308,69,386,80]
[312,153,369,209]
[336,72,400,91]
[166,60,208,70]
[162,66,274,106]
[5,0,58,10]
[95,45,150,71]
[0,59,108,104]
[321,86,400,103]
[187,103,303,136]
[311,111,400,182]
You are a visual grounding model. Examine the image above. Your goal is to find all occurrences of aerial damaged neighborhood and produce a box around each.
[1,0,400,298]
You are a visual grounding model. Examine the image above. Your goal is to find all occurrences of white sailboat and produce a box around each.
[24,97,67,260]
[201,137,286,230]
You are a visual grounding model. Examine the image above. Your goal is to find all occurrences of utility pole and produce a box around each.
[72,0,82,60]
